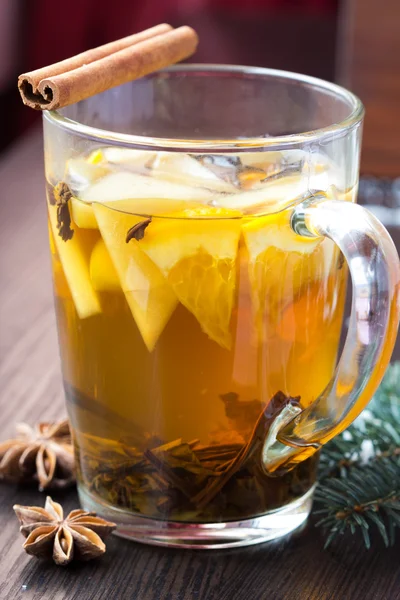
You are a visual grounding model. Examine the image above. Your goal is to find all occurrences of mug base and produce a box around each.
[78,485,315,550]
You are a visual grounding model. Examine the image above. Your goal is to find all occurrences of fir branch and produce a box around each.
[314,457,400,548]
[314,363,400,549]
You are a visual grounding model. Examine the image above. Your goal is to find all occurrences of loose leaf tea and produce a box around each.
[74,389,318,522]
[192,391,301,510]
[219,392,264,436]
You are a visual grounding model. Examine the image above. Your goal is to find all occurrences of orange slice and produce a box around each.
[138,206,242,349]
[242,208,323,341]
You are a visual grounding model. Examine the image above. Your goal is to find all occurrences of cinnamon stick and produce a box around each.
[18,24,198,111]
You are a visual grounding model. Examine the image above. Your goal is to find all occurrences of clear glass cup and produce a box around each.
[43,65,400,549]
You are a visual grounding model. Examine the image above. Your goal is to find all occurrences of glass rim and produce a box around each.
[44,64,364,152]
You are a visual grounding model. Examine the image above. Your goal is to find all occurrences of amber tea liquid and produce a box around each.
[47,148,348,523]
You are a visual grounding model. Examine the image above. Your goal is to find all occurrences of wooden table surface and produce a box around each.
[0,131,399,600]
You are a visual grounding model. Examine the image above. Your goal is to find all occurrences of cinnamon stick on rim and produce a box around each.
[18,24,198,111]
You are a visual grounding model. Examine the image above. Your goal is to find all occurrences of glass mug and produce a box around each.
[43,65,400,549]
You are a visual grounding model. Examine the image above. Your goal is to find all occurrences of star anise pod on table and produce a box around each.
[14,496,116,566]
[0,419,75,490]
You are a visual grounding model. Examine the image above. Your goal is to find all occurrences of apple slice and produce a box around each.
[70,197,98,229]
[93,203,178,351]
[82,171,216,203]
[66,158,109,193]
[47,203,101,319]
[150,153,237,193]
[214,174,308,213]
[90,238,121,291]
[71,171,216,230]
[102,147,156,169]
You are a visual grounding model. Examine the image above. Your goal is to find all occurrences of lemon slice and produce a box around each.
[93,203,178,351]
[243,207,321,259]
[47,204,101,319]
[138,207,242,350]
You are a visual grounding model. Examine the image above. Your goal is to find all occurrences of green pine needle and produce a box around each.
[313,362,400,549]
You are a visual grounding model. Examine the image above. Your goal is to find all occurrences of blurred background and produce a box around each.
[1,0,399,200]
[1,1,400,394]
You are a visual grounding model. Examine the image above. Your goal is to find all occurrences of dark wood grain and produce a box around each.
[0,131,399,600]
[337,0,400,177]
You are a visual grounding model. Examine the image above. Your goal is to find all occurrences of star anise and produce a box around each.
[126,217,152,243]
[0,419,75,490]
[14,496,116,565]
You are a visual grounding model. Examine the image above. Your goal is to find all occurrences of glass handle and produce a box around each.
[262,195,400,474]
